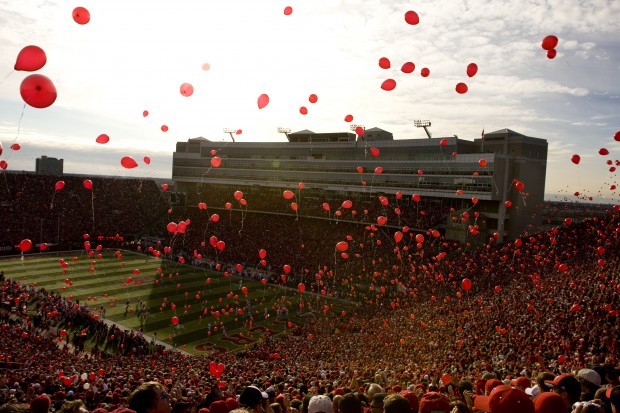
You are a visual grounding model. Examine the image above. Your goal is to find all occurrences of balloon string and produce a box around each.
[91,191,96,230]
[0,69,13,85]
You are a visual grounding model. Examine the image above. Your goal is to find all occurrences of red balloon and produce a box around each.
[440,139,448,147]
[546,49,557,59]
[144,156,151,165]
[336,241,348,252]
[19,239,33,252]
[72,7,91,24]
[121,157,138,169]
[455,83,468,94]
[541,35,558,51]
[143,110,149,117]
[401,62,415,73]
[20,74,57,108]
[599,148,609,156]
[342,200,352,209]
[394,231,403,243]
[614,131,620,142]
[370,147,380,157]
[0,159,8,170]
[283,264,291,274]
[379,57,391,69]
[515,181,525,191]
[344,114,353,122]
[283,190,295,200]
[283,6,293,15]
[211,157,222,168]
[83,179,93,190]
[298,283,305,292]
[96,134,110,144]
[404,10,419,25]
[55,181,65,191]
[571,154,581,164]
[462,278,472,291]
[420,67,430,77]
[10,143,21,150]
[257,93,270,109]
[356,126,365,136]
[180,83,194,97]
[466,63,478,77]
[241,286,248,295]
[171,316,179,325]
[381,79,396,91]
[308,94,318,103]
[299,106,308,115]
[259,249,267,259]
[0,142,2,157]
[14,45,47,71]
[161,125,169,132]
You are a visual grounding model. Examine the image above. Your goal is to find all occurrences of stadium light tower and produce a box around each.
[350,124,365,141]
[414,120,432,139]
[223,128,237,142]
[278,127,291,142]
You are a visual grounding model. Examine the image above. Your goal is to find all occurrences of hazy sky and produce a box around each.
[0,0,619,199]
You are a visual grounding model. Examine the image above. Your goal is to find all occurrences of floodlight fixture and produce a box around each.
[223,128,236,142]
[277,127,292,141]
[414,120,432,139]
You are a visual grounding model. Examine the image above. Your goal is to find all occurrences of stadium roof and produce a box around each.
[486,128,527,137]
[291,129,316,134]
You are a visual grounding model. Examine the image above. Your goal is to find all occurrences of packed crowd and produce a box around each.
[1,200,619,413]
[0,173,169,251]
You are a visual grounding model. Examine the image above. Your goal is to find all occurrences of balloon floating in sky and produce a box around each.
[257,93,270,109]
[72,7,90,25]
[455,82,468,94]
[420,67,430,77]
[401,62,415,73]
[180,83,194,97]
[381,79,396,91]
[379,57,391,69]
[355,126,365,136]
[19,239,33,253]
[10,143,20,150]
[344,114,353,122]
[599,148,609,156]
[144,156,151,165]
[0,160,7,170]
[20,74,57,108]
[370,147,380,157]
[161,125,169,132]
[308,94,318,104]
[614,131,620,141]
[14,45,47,71]
[571,154,581,164]
[546,49,557,59]
[121,157,138,169]
[283,6,293,15]
[466,63,478,77]
[142,110,149,117]
[95,134,109,144]
[201,63,211,71]
[541,35,558,51]
[404,10,420,25]
[83,179,93,190]
[299,106,308,115]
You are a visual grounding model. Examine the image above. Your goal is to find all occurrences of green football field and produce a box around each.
[0,250,353,355]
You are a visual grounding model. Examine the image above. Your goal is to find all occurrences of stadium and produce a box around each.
[1,126,619,413]
[1,2,619,412]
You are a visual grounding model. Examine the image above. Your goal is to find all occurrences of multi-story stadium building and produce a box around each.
[172,128,547,242]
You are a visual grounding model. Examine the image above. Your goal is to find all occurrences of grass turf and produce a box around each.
[1,250,354,355]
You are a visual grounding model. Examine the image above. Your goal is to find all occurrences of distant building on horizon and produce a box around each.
[172,127,548,242]
[35,156,63,176]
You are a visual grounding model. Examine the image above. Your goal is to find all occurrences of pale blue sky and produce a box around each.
[0,0,619,200]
